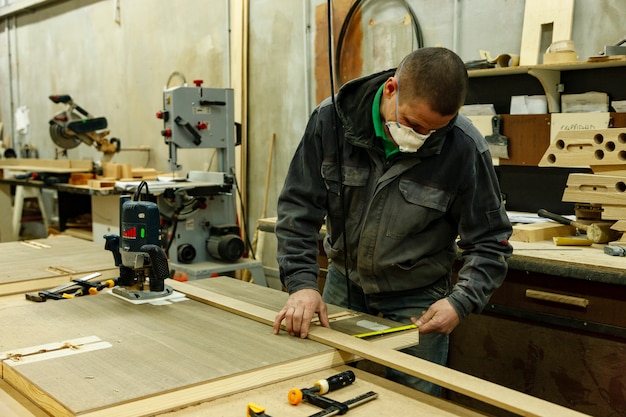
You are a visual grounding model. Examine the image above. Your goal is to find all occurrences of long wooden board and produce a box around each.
[0,278,417,417]
[170,365,490,417]
[170,279,591,417]
[0,236,117,296]
[0,159,93,173]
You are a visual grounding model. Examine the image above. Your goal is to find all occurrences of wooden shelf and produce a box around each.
[467,58,626,113]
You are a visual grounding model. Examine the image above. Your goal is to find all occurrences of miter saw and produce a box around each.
[48,94,120,160]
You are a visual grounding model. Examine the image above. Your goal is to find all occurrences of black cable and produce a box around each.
[133,181,150,201]
[231,168,255,260]
[335,0,424,87]
[133,180,150,201]
[327,0,351,309]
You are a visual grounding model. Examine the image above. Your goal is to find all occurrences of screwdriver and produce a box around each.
[288,370,356,405]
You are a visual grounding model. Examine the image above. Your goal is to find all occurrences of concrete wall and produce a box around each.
[1,0,625,258]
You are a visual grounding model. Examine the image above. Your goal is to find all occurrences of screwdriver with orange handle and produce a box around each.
[288,370,378,416]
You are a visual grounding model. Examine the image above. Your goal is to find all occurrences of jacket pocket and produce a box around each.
[321,162,369,215]
[386,179,451,239]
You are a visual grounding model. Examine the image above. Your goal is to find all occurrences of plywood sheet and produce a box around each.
[0,292,336,416]
[0,236,117,296]
[520,0,574,66]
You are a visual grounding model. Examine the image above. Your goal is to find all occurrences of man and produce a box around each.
[272,47,512,396]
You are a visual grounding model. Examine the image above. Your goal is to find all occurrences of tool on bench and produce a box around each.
[246,403,272,417]
[72,278,117,295]
[104,182,173,301]
[604,245,626,256]
[48,94,120,161]
[25,272,103,302]
[537,208,621,244]
[352,323,417,339]
[484,115,509,159]
[288,370,378,417]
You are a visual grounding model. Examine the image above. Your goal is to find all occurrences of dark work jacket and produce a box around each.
[276,69,513,319]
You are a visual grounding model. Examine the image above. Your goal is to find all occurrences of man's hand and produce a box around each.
[273,289,330,338]
[411,298,460,335]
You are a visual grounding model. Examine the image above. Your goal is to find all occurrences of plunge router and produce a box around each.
[105,190,173,301]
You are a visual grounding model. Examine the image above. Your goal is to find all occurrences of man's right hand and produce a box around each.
[273,289,330,338]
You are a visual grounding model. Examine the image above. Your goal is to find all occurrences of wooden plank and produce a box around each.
[0,236,116,296]
[0,365,491,417]
[177,366,491,417]
[168,280,591,417]
[511,223,575,242]
[0,159,92,173]
[190,277,420,337]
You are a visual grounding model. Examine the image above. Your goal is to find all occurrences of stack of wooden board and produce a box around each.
[539,128,626,223]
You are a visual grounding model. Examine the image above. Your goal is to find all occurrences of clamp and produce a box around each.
[24,272,114,302]
[246,403,272,417]
[288,370,378,417]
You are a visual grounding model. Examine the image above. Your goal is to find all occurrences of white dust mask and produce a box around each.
[385,76,434,153]
[386,122,432,153]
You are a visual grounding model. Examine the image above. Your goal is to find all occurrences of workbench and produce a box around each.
[0,237,588,417]
[0,177,119,243]
[448,240,626,417]
[256,217,626,417]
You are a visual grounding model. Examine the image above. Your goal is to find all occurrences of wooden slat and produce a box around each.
[0,159,93,173]
[168,279,591,417]
[189,276,420,337]
[186,366,491,417]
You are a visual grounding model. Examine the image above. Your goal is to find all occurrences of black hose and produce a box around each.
[335,0,424,87]
[327,0,351,308]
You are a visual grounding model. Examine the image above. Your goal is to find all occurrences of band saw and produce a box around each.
[156,80,248,274]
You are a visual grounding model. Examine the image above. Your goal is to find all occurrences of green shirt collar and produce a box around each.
[372,83,399,159]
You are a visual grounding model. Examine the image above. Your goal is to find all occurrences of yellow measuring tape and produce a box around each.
[352,324,418,339]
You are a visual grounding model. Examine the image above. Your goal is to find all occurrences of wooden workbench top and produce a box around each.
[509,240,626,285]
[0,235,118,296]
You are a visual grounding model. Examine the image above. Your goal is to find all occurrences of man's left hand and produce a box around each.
[411,298,460,334]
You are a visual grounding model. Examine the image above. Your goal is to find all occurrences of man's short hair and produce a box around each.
[397,47,468,116]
